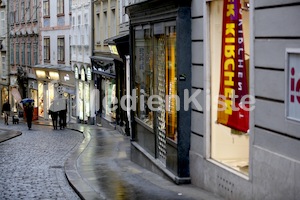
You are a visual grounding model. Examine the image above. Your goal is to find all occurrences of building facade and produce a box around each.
[91,0,124,128]
[126,0,192,182]
[126,0,300,199]
[70,0,93,124]
[189,0,300,199]
[0,0,9,110]
[8,0,40,118]
[34,0,73,120]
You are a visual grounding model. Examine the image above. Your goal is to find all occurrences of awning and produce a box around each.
[104,33,129,45]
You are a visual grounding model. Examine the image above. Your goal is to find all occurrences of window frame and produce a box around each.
[57,0,64,16]
[27,42,32,66]
[43,0,50,18]
[57,37,65,63]
[43,37,50,62]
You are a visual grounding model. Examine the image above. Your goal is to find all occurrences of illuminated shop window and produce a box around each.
[210,0,250,175]
[134,23,177,142]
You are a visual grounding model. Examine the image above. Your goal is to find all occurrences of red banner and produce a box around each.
[217,0,249,133]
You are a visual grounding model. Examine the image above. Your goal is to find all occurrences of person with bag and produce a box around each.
[2,100,11,125]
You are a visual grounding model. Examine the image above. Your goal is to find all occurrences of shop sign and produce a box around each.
[64,74,70,81]
[75,66,79,79]
[109,45,119,55]
[217,0,249,133]
[286,49,300,121]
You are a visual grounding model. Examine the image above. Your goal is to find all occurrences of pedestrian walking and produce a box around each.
[24,103,34,130]
[59,109,66,129]
[49,110,59,130]
[2,100,11,125]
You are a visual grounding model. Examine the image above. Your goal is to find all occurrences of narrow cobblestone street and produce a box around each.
[0,122,83,199]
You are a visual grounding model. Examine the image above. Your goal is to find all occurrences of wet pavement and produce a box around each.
[0,118,223,200]
[63,124,222,200]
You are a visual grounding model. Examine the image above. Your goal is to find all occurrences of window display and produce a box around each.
[210,0,250,175]
[134,27,154,128]
[134,24,177,137]
[101,78,116,121]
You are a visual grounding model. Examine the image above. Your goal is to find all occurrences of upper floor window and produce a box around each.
[10,11,15,25]
[57,0,64,15]
[0,11,5,36]
[43,0,50,17]
[34,41,38,65]
[21,42,25,65]
[16,43,20,64]
[27,42,32,66]
[33,0,38,20]
[21,1,25,22]
[26,0,31,21]
[10,43,14,64]
[57,37,65,63]
[78,15,81,26]
[2,56,7,77]
[44,37,50,62]
[16,2,19,23]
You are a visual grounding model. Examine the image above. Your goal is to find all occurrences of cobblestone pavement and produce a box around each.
[0,122,83,200]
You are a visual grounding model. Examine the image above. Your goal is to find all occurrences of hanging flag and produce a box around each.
[217,0,249,133]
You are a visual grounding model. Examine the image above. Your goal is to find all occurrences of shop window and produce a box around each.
[134,27,154,128]
[101,78,116,121]
[210,0,250,175]
[133,23,177,142]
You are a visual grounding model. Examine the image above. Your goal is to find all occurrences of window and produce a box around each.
[0,11,5,36]
[10,43,14,64]
[16,2,19,23]
[34,41,38,65]
[134,27,154,128]
[84,13,88,25]
[43,0,49,17]
[2,56,7,77]
[96,13,100,43]
[33,0,38,20]
[104,11,107,39]
[21,1,25,22]
[27,42,32,66]
[57,0,64,15]
[16,43,20,64]
[72,16,75,26]
[57,37,65,63]
[133,23,178,161]
[111,9,116,36]
[209,0,250,175]
[27,0,31,21]
[44,37,50,62]
[78,15,81,26]
[22,42,25,65]
[10,11,15,24]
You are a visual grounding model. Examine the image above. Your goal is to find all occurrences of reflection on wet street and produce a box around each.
[65,124,222,200]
